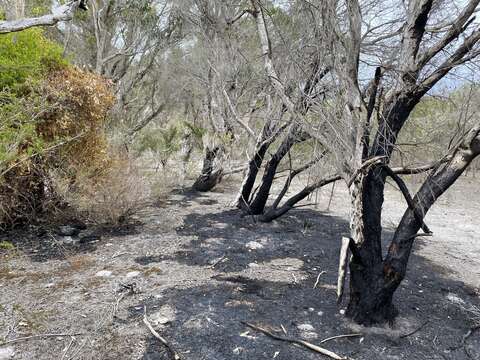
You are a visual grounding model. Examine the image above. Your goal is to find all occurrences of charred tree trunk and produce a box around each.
[344,168,387,324]
[346,255,398,325]
[346,125,480,324]
[192,146,223,192]
[247,127,309,214]
[235,142,271,208]
[235,120,282,209]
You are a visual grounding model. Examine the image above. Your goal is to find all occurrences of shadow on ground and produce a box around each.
[130,195,480,360]
[0,222,142,262]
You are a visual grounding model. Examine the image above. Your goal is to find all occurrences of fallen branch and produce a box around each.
[0,333,84,346]
[0,1,82,34]
[242,322,351,360]
[260,174,341,222]
[223,166,248,176]
[143,306,182,360]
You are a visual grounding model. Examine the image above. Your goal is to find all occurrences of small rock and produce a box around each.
[317,311,324,316]
[155,316,172,325]
[339,309,346,315]
[302,331,318,340]
[246,241,264,250]
[297,323,315,332]
[232,347,243,355]
[0,347,15,360]
[308,307,315,312]
[125,271,141,278]
[95,270,113,277]
[59,236,78,245]
[248,262,260,268]
[150,305,175,326]
[45,282,55,288]
[446,293,465,305]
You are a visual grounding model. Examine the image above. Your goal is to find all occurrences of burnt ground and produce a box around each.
[0,176,479,360]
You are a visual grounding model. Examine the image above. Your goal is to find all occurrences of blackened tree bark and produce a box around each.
[333,0,480,325]
[346,125,480,324]
[260,173,340,222]
[235,118,284,209]
[248,126,310,214]
[192,146,223,192]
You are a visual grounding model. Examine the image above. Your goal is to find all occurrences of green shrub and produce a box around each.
[0,241,14,251]
[137,124,182,167]
[0,28,66,91]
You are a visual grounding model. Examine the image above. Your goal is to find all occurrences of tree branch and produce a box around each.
[259,174,341,222]
[0,1,81,34]
[416,0,480,70]
[416,28,480,98]
[384,123,480,288]
[383,166,432,234]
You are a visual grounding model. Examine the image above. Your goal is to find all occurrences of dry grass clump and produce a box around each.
[52,154,153,225]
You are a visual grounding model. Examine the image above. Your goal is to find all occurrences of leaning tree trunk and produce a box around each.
[192,146,223,192]
[345,125,480,325]
[247,127,309,214]
[234,120,280,209]
[260,173,339,222]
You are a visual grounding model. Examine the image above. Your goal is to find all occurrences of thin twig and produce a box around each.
[210,256,227,269]
[399,321,429,338]
[143,306,182,360]
[112,292,127,319]
[313,271,326,289]
[60,336,76,360]
[319,333,362,344]
[111,252,132,259]
[463,325,480,342]
[0,333,84,346]
[451,325,480,350]
[242,322,351,360]
[0,132,86,178]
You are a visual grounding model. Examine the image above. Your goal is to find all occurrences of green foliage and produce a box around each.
[0,241,14,250]
[0,91,46,169]
[138,125,182,166]
[183,121,206,141]
[410,97,454,119]
[0,28,66,91]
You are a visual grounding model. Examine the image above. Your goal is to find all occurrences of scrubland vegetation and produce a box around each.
[0,1,479,359]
